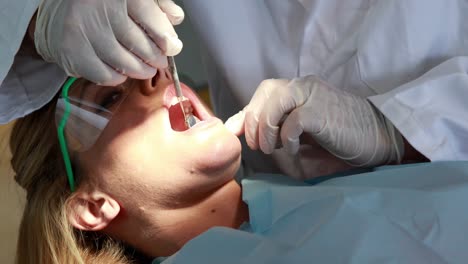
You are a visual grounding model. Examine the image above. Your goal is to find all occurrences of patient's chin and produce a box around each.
[193,131,242,179]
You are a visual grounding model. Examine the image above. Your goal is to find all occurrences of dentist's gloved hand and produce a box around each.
[225,75,405,167]
[34,0,184,85]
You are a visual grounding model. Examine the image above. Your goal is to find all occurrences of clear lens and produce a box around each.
[55,78,133,152]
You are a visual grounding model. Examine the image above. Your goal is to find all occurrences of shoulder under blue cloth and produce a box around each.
[158,161,468,264]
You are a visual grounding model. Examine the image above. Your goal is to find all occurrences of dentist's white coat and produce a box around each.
[182,0,468,177]
[0,0,67,123]
[1,0,467,177]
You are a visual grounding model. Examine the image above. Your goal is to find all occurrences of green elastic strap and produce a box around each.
[57,77,78,192]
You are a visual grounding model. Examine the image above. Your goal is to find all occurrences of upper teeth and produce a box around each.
[170,96,194,115]
[170,96,188,106]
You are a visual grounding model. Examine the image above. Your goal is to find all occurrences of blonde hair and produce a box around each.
[10,98,132,264]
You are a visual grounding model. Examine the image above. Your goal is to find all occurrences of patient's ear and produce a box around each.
[68,190,120,231]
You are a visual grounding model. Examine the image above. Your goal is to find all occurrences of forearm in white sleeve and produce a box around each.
[0,49,67,124]
[369,56,468,161]
[0,0,66,124]
[0,0,40,86]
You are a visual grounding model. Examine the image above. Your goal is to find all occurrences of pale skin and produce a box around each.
[67,70,249,257]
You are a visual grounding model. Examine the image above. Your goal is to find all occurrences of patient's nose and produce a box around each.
[141,68,172,96]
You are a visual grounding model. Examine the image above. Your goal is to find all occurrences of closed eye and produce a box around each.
[99,87,125,111]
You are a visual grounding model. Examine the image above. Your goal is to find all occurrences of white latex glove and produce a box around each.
[34,0,184,85]
[225,76,405,167]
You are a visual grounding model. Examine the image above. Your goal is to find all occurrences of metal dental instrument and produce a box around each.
[168,56,197,128]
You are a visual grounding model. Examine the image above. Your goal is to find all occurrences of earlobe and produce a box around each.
[68,191,120,231]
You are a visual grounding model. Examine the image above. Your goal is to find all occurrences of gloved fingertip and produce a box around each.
[224,111,245,136]
[261,144,274,155]
[260,126,279,154]
[246,138,259,151]
[136,65,157,79]
[167,8,185,25]
[158,0,185,24]
[285,138,300,155]
[170,15,184,26]
[163,33,183,56]
[153,55,169,69]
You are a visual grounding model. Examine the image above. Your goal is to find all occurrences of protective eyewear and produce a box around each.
[56,77,133,191]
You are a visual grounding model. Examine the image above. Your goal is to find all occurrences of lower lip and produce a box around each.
[187,117,221,132]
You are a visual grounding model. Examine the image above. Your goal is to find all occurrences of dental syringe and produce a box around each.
[167,56,197,128]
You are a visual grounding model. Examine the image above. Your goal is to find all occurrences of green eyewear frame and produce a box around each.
[57,77,78,192]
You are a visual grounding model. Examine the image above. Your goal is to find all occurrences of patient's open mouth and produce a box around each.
[164,81,213,132]
[168,98,201,131]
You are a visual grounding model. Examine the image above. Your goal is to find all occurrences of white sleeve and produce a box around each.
[369,57,468,161]
[0,0,66,124]
[0,0,40,85]
[0,50,67,123]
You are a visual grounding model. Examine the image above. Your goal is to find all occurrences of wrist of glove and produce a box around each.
[34,0,184,85]
[225,75,405,167]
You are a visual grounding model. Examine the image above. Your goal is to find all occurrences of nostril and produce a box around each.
[147,68,173,93]
[152,70,159,87]
[157,68,172,88]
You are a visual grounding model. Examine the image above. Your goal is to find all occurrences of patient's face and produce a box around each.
[75,70,243,255]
